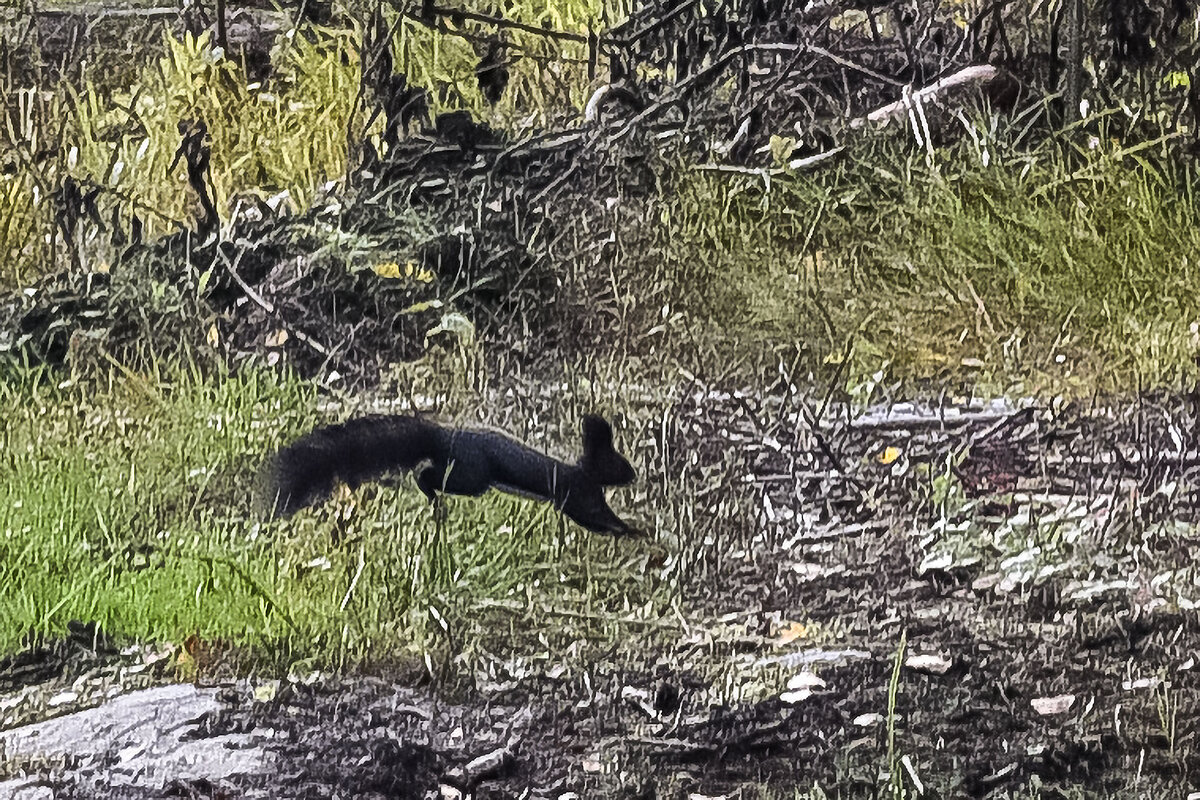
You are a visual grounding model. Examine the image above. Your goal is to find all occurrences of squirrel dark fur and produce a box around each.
[259,414,638,535]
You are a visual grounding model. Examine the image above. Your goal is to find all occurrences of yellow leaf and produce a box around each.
[401,299,444,315]
[401,260,434,283]
[879,446,902,465]
[774,621,808,645]
[373,261,402,279]
[769,134,796,166]
[1165,71,1191,89]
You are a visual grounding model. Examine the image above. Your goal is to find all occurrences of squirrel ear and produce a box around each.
[581,414,613,449]
[580,415,636,486]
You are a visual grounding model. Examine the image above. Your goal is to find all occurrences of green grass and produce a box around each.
[0,364,672,669]
[654,127,1200,399]
[0,365,309,653]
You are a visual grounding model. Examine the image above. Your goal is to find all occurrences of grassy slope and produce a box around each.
[664,133,1200,402]
[0,365,670,669]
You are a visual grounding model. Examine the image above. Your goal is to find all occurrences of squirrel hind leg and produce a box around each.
[415,460,441,502]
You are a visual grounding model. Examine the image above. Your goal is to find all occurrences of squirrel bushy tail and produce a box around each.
[258,414,639,535]
[257,415,442,518]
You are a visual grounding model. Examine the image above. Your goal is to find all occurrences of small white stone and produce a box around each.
[786,672,826,690]
[905,654,952,675]
[780,689,813,705]
[1031,694,1076,716]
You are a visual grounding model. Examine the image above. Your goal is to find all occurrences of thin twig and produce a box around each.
[403,4,614,46]
[608,42,902,143]
[217,245,332,358]
[198,555,301,634]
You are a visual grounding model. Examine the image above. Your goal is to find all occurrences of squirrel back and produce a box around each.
[258,414,638,534]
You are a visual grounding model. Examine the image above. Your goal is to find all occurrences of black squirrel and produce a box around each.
[259,414,639,535]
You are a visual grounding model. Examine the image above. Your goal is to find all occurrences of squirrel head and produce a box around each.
[579,415,636,486]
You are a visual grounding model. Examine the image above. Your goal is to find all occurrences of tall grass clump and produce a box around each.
[1,26,360,284]
[391,0,629,129]
[0,87,57,284]
[653,124,1200,396]
[65,28,358,240]
[2,0,638,284]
